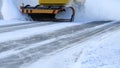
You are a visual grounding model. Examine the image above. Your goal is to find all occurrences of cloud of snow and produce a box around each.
[74,0,120,22]
[1,0,27,21]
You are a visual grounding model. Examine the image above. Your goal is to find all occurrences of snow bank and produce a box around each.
[75,0,120,22]
[1,0,27,21]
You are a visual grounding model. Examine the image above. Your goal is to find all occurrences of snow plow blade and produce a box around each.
[20,5,75,22]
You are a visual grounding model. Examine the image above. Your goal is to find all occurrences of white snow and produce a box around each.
[0,22,110,59]
[0,20,31,26]
[0,38,57,59]
[75,0,120,22]
[15,0,38,6]
[72,29,120,68]
[25,25,120,68]
[0,23,79,42]
[0,0,120,68]
[1,0,27,21]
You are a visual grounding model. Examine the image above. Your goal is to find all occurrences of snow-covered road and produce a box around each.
[0,22,55,33]
[0,21,119,68]
[0,0,120,68]
[0,21,110,53]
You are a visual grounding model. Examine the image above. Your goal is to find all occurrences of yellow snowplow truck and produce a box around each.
[20,0,75,22]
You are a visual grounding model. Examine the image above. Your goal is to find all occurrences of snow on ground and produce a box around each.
[25,25,120,68]
[0,20,31,26]
[0,23,79,42]
[0,21,111,60]
[0,0,120,68]
[72,29,120,68]
[1,0,28,21]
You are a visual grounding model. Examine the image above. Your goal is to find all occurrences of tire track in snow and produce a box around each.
[0,21,110,53]
[0,21,118,68]
[0,22,55,33]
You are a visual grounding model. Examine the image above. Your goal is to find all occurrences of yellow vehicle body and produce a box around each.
[39,0,69,5]
[20,0,75,22]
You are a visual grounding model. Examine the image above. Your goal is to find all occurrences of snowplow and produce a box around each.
[20,0,75,22]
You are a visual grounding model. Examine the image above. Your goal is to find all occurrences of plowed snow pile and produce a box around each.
[1,0,26,20]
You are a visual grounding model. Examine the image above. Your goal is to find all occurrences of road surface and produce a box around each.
[0,21,120,68]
